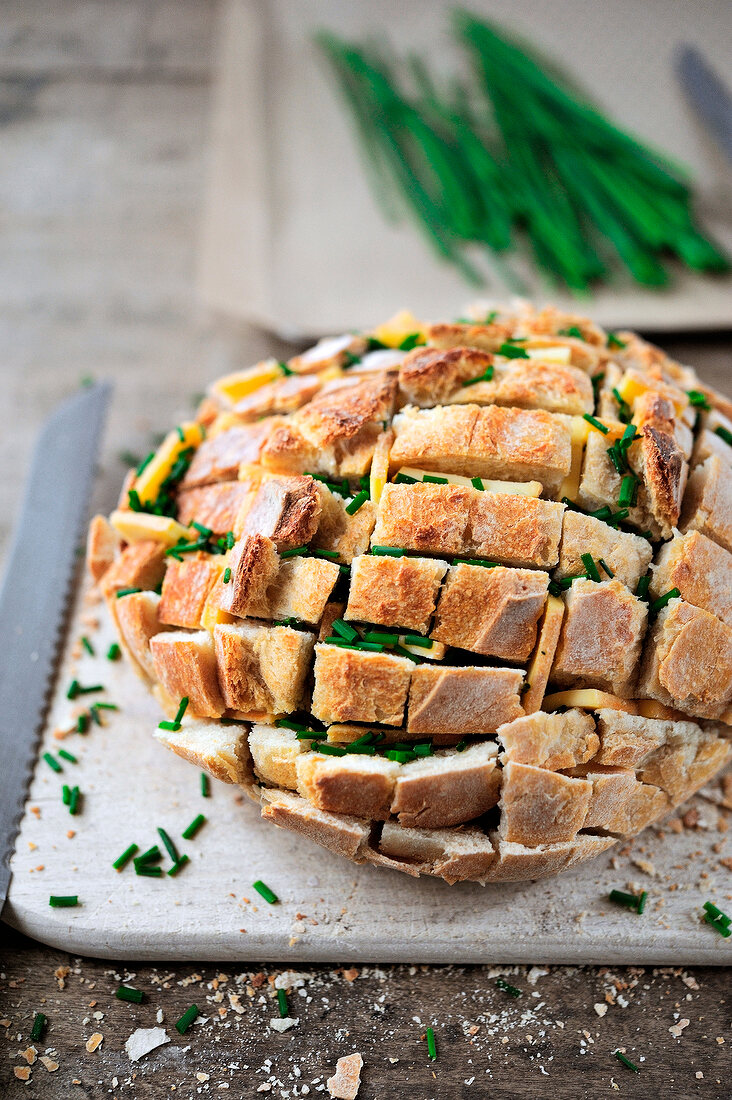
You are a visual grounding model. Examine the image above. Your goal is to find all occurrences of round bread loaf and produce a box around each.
[88,303,732,884]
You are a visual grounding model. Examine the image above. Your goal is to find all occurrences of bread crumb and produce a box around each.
[593,1003,607,1017]
[39,1056,59,1072]
[669,1019,690,1038]
[269,1017,298,1032]
[327,1052,363,1099]
[125,1027,170,1062]
[86,1032,103,1053]
[20,1047,36,1064]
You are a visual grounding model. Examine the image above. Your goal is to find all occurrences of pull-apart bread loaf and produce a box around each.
[88,304,732,884]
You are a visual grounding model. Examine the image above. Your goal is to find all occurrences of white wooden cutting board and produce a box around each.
[4,574,731,965]
[199,0,732,337]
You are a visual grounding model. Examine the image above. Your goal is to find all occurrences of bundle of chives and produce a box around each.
[318,17,729,291]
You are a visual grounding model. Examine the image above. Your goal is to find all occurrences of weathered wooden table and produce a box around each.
[0,3,730,1097]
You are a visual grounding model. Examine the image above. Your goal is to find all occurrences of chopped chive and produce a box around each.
[62,785,71,805]
[226,530,235,550]
[75,683,104,696]
[113,843,139,871]
[316,743,347,757]
[77,712,90,733]
[116,985,144,1004]
[136,450,155,476]
[175,1004,200,1035]
[598,559,614,579]
[43,752,62,773]
[371,546,404,556]
[558,325,584,339]
[455,739,468,752]
[58,750,77,764]
[135,845,162,867]
[277,989,289,1017]
[49,895,78,908]
[168,854,190,877]
[635,574,651,599]
[618,474,638,508]
[363,630,399,645]
[495,978,522,998]
[158,720,181,732]
[88,704,103,727]
[703,900,731,925]
[278,359,295,376]
[614,1051,639,1073]
[95,701,118,711]
[581,553,601,583]
[157,827,180,864]
[182,814,205,840]
[191,521,213,538]
[591,372,605,403]
[426,1026,437,1060]
[394,472,417,484]
[611,388,632,423]
[67,679,80,700]
[452,557,499,568]
[80,636,95,656]
[174,697,189,724]
[714,425,732,447]
[68,786,80,815]
[332,618,359,643]
[702,900,731,936]
[276,718,308,732]
[609,888,646,913]
[399,333,423,351]
[223,567,232,584]
[583,413,609,434]
[687,389,711,409]
[402,634,433,648]
[115,587,142,598]
[422,474,449,484]
[312,548,340,560]
[296,730,320,740]
[280,546,308,558]
[135,865,163,878]
[358,640,385,652]
[462,366,494,387]
[30,1013,47,1042]
[345,743,377,756]
[346,490,369,515]
[200,772,210,798]
[253,880,279,905]
[176,425,185,443]
[650,587,680,614]
[384,749,415,763]
[470,477,484,490]
[607,332,627,350]
[497,343,529,359]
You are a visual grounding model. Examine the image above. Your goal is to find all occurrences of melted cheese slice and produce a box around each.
[394,467,543,497]
[110,510,191,546]
[210,360,282,404]
[522,595,564,714]
[542,689,638,714]
[134,421,205,505]
[558,417,590,501]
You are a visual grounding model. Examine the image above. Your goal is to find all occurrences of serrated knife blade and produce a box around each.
[0,382,111,912]
[676,44,732,164]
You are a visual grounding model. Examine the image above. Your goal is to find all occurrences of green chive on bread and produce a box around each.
[87,302,732,884]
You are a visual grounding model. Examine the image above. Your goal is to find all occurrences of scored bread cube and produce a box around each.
[219,533,280,619]
[593,709,673,767]
[311,484,377,564]
[213,622,314,717]
[115,590,170,682]
[265,556,340,625]
[431,563,547,660]
[260,788,372,861]
[86,514,118,582]
[234,373,321,421]
[636,599,732,719]
[296,752,401,820]
[345,553,448,633]
[180,423,272,488]
[651,530,732,627]
[390,405,572,492]
[552,578,648,697]
[499,761,592,846]
[399,345,494,406]
[555,511,652,591]
[575,768,669,836]
[406,665,524,738]
[176,482,252,535]
[376,821,498,884]
[100,539,166,600]
[150,629,225,718]
[636,723,731,806]
[236,473,322,549]
[371,482,472,557]
[468,491,565,568]
[248,723,310,789]
[449,361,594,416]
[692,426,732,468]
[679,454,732,553]
[486,833,615,883]
[390,742,500,829]
[311,643,413,726]
[158,557,222,629]
[497,709,599,771]
[154,717,251,785]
